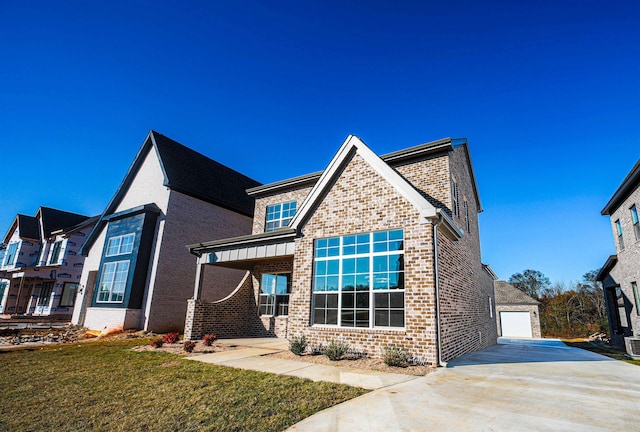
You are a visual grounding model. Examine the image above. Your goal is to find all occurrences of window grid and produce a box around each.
[105,233,135,257]
[97,260,129,303]
[259,273,291,316]
[265,201,297,232]
[313,229,405,329]
[37,282,54,307]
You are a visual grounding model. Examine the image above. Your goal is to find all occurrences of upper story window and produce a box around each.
[632,282,640,317]
[451,181,459,217]
[3,242,19,267]
[265,201,297,232]
[616,219,625,250]
[49,241,63,265]
[105,233,135,257]
[464,201,470,233]
[312,229,405,329]
[259,273,291,316]
[631,204,640,241]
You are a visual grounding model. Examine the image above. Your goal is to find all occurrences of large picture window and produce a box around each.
[105,233,135,257]
[312,229,405,328]
[97,261,129,303]
[259,273,291,316]
[265,201,296,232]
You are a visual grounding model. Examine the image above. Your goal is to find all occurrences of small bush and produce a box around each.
[162,332,180,344]
[183,341,196,353]
[202,333,218,346]
[382,345,410,367]
[150,339,164,348]
[309,344,324,356]
[324,340,349,361]
[289,335,307,356]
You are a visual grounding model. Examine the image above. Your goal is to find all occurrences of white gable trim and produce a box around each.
[289,135,440,230]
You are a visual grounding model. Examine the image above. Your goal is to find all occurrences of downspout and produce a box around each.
[432,213,447,367]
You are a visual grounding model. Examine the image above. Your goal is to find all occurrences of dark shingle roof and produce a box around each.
[37,207,90,238]
[16,214,40,240]
[494,281,540,305]
[152,132,260,216]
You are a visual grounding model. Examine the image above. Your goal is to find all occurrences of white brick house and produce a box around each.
[71,131,260,333]
[185,135,497,366]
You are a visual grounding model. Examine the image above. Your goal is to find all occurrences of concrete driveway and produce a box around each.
[288,339,640,431]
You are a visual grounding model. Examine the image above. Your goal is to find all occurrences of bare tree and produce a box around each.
[508,269,551,299]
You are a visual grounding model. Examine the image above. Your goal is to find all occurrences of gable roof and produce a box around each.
[36,207,90,238]
[494,280,540,305]
[288,135,462,240]
[602,159,640,215]
[80,131,261,255]
[11,214,41,242]
[247,137,482,212]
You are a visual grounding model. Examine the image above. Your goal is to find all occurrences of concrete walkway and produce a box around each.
[187,337,418,390]
[288,338,640,431]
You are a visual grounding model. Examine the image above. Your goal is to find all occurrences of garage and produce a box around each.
[499,311,533,338]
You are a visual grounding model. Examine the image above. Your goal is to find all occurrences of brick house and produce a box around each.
[71,131,260,333]
[493,280,541,338]
[597,159,640,353]
[185,135,497,366]
[0,207,97,319]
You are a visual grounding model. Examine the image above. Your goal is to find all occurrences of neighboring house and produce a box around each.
[597,159,640,354]
[71,130,261,333]
[0,207,96,319]
[185,135,497,366]
[493,280,541,338]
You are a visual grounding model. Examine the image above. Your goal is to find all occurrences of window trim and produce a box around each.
[633,282,640,317]
[49,240,63,265]
[451,181,459,217]
[631,204,640,241]
[258,272,291,316]
[312,229,405,330]
[265,201,297,232]
[105,233,135,257]
[37,282,54,307]
[96,260,130,303]
[615,219,625,250]
[3,242,19,267]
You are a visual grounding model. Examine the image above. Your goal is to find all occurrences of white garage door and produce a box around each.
[500,311,533,338]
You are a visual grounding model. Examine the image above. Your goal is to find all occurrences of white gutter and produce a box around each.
[432,213,447,368]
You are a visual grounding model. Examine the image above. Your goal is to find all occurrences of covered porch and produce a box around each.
[185,230,297,341]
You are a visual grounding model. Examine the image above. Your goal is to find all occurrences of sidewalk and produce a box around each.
[186,338,419,390]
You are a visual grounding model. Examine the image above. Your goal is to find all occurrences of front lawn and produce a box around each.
[0,339,367,431]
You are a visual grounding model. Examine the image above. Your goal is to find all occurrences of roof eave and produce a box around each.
[601,159,640,215]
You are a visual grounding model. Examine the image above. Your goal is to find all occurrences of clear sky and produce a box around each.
[1,1,638,285]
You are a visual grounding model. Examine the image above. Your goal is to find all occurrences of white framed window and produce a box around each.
[49,240,63,265]
[312,229,404,328]
[37,282,54,307]
[633,282,640,317]
[105,233,135,257]
[97,260,129,303]
[3,242,19,267]
[259,273,291,316]
[265,201,297,232]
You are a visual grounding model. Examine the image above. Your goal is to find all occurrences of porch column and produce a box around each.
[193,255,206,301]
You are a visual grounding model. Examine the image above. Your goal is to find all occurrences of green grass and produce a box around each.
[565,341,640,366]
[0,339,368,431]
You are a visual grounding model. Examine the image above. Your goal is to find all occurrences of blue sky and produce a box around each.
[1,1,638,285]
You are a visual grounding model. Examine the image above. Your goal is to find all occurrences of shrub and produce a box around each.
[382,345,410,367]
[289,335,307,356]
[150,339,164,348]
[202,333,217,346]
[183,341,196,353]
[309,344,324,356]
[324,339,349,361]
[162,332,180,344]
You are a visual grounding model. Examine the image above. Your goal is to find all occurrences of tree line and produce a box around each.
[508,269,608,339]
